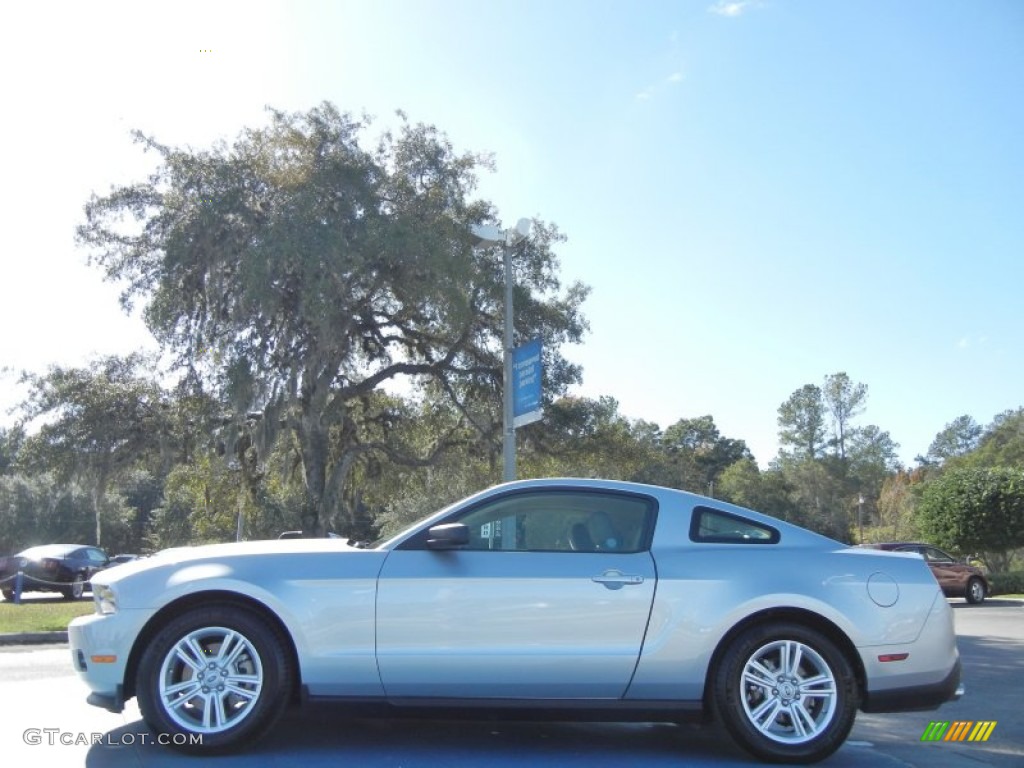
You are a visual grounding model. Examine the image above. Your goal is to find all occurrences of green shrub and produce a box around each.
[989,571,1024,597]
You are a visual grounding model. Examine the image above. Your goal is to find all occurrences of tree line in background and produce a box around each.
[2,103,1022,573]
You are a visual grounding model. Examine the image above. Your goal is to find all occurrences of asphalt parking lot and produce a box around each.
[0,597,1020,767]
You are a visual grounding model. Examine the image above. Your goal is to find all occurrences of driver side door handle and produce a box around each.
[592,569,645,590]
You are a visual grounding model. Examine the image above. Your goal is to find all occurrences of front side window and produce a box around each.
[418,490,656,553]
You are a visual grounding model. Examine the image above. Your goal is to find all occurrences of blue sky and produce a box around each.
[1,0,1021,467]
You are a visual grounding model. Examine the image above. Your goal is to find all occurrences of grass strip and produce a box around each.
[0,598,95,633]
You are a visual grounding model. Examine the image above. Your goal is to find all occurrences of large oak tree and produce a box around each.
[78,104,588,535]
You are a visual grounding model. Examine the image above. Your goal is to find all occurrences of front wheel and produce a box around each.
[62,573,86,600]
[713,622,859,764]
[965,577,986,604]
[136,605,293,753]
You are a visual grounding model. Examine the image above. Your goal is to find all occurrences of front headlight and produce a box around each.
[93,584,118,615]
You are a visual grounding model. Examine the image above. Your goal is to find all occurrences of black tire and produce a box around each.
[965,577,986,605]
[713,622,859,764]
[62,573,86,600]
[136,605,293,753]
[1,589,14,601]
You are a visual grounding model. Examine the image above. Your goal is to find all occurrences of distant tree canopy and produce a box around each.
[948,409,1024,470]
[77,103,588,536]
[915,466,1024,568]
[924,415,983,465]
[777,384,827,460]
[17,354,170,545]
[0,425,24,476]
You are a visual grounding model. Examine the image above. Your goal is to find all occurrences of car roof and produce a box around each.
[17,544,92,557]
[378,476,844,550]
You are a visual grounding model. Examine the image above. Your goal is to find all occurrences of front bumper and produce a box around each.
[86,688,126,713]
[68,608,156,713]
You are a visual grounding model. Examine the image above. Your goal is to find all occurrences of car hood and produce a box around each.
[91,537,378,600]
[159,537,364,561]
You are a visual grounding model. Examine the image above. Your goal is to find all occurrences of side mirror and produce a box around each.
[426,523,470,550]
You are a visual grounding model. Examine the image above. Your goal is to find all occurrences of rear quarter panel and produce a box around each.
[627,492,944,701]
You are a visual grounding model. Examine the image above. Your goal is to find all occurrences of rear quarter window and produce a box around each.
[690,506,780,544]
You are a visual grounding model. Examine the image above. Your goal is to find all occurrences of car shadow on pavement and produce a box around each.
[82,708,942,768]
[84,713,758,767]
[950,598,1023,609]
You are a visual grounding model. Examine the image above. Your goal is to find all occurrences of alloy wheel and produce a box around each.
[738,638,839,744]
[157,626,265,734]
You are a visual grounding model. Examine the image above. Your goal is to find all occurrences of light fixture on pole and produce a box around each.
[470,218,533,482]
[858,494,865,543]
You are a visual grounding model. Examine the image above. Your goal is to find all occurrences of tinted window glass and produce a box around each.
[430,490,656,553]
[690,506,779,544]
[922,547,953,563]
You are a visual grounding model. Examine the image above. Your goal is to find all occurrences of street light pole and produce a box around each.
[502,236,516,482]
[236,492,245,542]
[858,494,864,543]
[470,219,532,483]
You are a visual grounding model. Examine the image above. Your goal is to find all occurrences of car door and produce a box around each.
[82,548,109,579]
[920,546,964,592]
[375,488,658,700]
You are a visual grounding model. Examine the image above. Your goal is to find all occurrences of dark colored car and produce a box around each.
[861,542,990,604]
[0,544,109,600]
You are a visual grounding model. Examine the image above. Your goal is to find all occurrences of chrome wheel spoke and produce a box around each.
[224,681,259,700]
[792,701,817,737]
[216,631,245,667]
[163,679,203,699]
[786,642,804,677]
[201,693,215,729]
[743,659,777,688]
[213,692,228,729]
[168,693,200,712]
[779,641,792,677]
[801,681,837,697]
[743,669,775,692]
[752,699,784,732]
[175,636,208,672]
[224,672,261,689]
[749,695,780,724]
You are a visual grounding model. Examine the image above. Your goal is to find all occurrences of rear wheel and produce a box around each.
[62,573,86,600]
[713,622,858,764]
[965,577,986,604]
[1,589,14,601]
[136,605,293,753]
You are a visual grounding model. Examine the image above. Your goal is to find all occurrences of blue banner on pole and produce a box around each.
[513,338,543,427]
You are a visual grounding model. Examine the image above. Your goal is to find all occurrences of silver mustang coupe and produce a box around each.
[70,478,962,763]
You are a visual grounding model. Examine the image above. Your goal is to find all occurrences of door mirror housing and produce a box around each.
[426,523,470,550]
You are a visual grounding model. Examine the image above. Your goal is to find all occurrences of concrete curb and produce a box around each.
[0,631,68,646]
